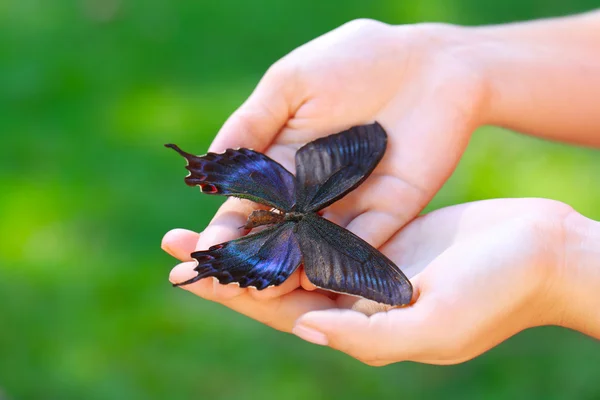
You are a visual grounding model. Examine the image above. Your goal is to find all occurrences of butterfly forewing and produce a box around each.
[294,122,387,213]
[175,222,302,289]
[166,144,296,211]
[296,213,413,305]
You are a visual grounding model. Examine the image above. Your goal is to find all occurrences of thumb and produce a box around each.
[292,278,429,366]
[209,67,295,153]
[292,307,418,366]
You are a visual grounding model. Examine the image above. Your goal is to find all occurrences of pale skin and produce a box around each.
[162,11,600,366]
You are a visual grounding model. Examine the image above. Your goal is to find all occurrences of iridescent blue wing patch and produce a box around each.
[165,144,296,211]
[296,213,413,306]
[173,221,302,289]
[294,122,387,213]
[166,122,413,305]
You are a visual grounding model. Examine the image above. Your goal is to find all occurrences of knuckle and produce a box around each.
[261,58,302,102]
[264,58,297,83]
[343,18,385,32]
[265,59,287,79]
[523,200,574,234]
[231,107,268,131]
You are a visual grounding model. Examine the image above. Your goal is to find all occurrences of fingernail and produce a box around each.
[162,242,174,254]
[292,324,328,346]
[169,262,197,286]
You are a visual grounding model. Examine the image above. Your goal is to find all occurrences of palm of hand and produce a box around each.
[165,198,570,365]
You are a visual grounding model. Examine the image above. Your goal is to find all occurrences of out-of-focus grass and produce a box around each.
[1,1,599,399]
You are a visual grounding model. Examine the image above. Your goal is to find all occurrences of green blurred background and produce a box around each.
[2,1,600,399]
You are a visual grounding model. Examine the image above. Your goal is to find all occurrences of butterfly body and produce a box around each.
[166,122,413,305]
[241,209,306,230]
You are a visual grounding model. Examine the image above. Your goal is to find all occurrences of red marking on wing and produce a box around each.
[200,184,219,194]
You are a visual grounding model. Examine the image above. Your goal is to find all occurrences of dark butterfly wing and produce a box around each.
[166,144,296,211]
[294,122,387,213]
[173,221,302,290]
[296,213,412,305]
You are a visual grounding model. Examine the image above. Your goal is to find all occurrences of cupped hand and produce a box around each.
[164,198,573,365]
[205,19,488,249]
[165,19,490,315]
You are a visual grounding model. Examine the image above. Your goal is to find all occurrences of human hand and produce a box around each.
[162,14,600,366]
[207,19,488,247]
[164,198,583,365]
[165,19,489,312]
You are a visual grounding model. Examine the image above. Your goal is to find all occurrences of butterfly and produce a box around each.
[165,122,413,305]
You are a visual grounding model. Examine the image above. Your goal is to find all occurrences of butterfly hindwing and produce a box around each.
[294,122,387,213]
[296,213,413,305]
[166,144,296,211]
[174,222,302,290]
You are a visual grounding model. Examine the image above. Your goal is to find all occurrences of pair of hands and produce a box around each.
[162,20,576,365]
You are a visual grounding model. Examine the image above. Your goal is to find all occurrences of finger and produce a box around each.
[300,269,318,291]
[293,274,430,364]
[167,199,257,299]
[169,261,214,294]
[248,269,302,301]
[293,309,401,365]
[192,199,259,300]
[173,263,335,332]
[170,261,304,302]
[161,228,200,261]
[293,306,430,365]
[170,260,336,332]
[169,261,247,301]
[328,171,426,253]
[327,97,474,249]
[379,74,476,193]
[209,67,297,153]
[175,196,306,301]
[221,289,336,332]
[196,198,258,251]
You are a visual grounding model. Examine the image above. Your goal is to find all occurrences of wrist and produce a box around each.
[461,24,538,129]
[459,14,600,140]
[555,211,600,338]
